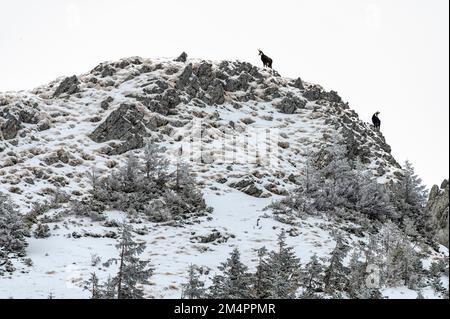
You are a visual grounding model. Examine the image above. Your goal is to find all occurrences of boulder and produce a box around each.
[176,64,193,89]
[276,94,306,114]
[53,76,80,98]
[89,104,147,154]
[303,86,323,101]
[1,116,20,140]
[291,77,304,90]
[100,96,114,110]
[205,80,225,105]
[230,177,264,198]
[175,52,188,62]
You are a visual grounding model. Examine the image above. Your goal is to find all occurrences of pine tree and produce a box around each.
[357,173,395,221]
[379,221,423,288]
[392,161,428,232]
[209,248,252,299]
[84,272,101,299]
[347,250,366,298]
[143,142,169,183]
[175,161,195,191]
[323,235,349,294]
[102,276,118,299]
[108,222,154,299]
[0,193,29,255]
[265,231,302,299]
[301,253,325,293]
[251,247,272,299]
[181,265,206,299]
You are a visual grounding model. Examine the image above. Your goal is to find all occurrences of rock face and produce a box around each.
[53,76,80,98]
[0,100,42,140]
[426,179,449,248]
[276,94,307,114]
[230,177,264,198]
[1,116,20,140]
[89,103,148,154]
[175,52,188,62]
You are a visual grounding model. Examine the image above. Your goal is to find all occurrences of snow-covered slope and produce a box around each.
[0,56,447,299]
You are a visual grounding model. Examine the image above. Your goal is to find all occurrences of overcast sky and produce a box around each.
[1,0,448,187]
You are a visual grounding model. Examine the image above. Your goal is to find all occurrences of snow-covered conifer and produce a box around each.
[323,235,349,293]
[0,193,29,255]
[181,264,206,299]
[265,231,302,298]
[107,222,154,299]
[209,248,252,299]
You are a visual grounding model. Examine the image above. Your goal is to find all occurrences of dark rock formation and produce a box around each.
[276,94,306,114]
[1,115,20,140]
[175,52,188,62]
[53,76,80,98]
[89,103,148,154]
[230,176,264,198]
[426,180,449,248]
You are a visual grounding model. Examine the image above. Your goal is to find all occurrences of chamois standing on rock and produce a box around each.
[372,111,381,130]
[258,49,273,69]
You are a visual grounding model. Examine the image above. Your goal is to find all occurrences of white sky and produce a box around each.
[1,0,448,187]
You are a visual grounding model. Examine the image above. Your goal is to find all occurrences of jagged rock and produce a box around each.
[205,80,225,105]
[276,94,306,114]
[291,77,304,90]
[144,80,169,95]
[175,52,188,62]
[303,85,323,101]
[264,183,289,196]
[160,89,181,109]
[225,72,253,92]
[53,75,80,98]
[278,141,290,149]
[264,86,281,99]
[37,119,50,132]
[100,96,114,110]
[195,62,214,90]
[89,104,147,154]
[230,177,264,198]
[109,134,144,156]
[426,180,449,248]
[18,108,39,124]
[1,116,20,140]
[327,90,342,103]
[146,114,169,131]
[43,149,73,165]
[101,65,116,77]
[176,64,193,89]
[132,88,180,116]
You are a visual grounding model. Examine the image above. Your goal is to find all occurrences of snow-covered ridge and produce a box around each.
[0,56,400,211]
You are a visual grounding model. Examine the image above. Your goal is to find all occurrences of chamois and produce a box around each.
[372,111,381,130]
[258,49,273,69]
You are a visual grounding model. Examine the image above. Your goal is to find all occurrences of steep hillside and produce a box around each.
[0,56,400,209]
[0,55,447,299]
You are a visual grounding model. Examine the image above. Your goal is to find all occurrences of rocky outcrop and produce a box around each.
[1,115,20,140]
[89,103,148,154]
[0,99,43,140]
[230,177,264,198]
[175,52,188,62]
[53,76,80,98]
[291,77,304,90]
[276,94,307,114]
[426,180,449,248]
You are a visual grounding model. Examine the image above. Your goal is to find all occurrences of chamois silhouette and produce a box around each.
[372,111,381,130]
[258,49,273,69]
